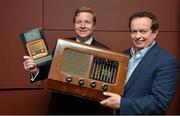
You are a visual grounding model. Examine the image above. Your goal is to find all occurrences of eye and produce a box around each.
[131,30,137,34]
[75,20,82,24]
[85,21,91,24]
[140,29,150,34]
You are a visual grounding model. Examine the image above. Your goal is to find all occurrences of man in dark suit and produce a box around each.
[23,6,113,114]
[100,11,179,114]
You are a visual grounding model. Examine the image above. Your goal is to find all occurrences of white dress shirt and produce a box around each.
[125,41,156,84]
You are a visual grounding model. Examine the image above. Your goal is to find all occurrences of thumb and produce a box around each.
[103,92,114,97]
[23,55,31,60]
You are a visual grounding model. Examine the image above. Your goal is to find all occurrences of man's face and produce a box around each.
[74,12,95,40]
[130,17,158,51]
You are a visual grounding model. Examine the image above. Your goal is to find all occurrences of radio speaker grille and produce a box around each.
[60,49,91,77]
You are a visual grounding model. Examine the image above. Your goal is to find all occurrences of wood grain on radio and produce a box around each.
[46,39,129,101]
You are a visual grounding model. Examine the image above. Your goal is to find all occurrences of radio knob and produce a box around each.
[102,83,108,91]
[79,78,84,86]
[90,81,96,88]
[66,75,72,83]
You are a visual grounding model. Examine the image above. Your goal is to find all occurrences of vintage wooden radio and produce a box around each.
[46,39,129,101]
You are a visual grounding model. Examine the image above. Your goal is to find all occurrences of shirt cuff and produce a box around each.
[30,70,39,81]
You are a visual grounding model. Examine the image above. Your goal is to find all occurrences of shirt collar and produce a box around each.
[76,37,93,45]
[130,41,156,59]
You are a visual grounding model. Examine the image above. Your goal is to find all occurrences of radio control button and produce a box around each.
[90,81,96,88]
[102,83,108,91]
[66,75,72,83]
[79,78,84,86]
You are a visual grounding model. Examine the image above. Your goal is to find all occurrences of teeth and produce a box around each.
[138,37,144,41]
[135,40,143,45]
[80,30,87,32]
[136,38,144,42]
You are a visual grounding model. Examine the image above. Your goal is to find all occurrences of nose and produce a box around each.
[135,31,142,38]
[80,22,86,28]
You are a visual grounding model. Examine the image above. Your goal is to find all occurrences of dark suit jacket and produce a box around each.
[118,43,179,114]
[33,37,113,114]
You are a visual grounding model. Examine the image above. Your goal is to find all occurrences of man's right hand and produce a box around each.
[23,55,39,75]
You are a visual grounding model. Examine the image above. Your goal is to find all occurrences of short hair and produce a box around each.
[73,6,96,25]
[129,11,159,33]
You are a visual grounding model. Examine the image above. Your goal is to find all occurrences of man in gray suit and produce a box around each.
[100,11,179,114]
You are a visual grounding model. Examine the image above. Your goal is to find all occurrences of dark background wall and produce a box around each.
[0,0,179,114]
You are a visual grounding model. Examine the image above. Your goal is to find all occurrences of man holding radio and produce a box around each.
[23,6,113,114]
[100,11,179,115]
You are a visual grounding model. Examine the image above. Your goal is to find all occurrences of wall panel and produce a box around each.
[0,0,50,115]
[0,0,179,114]
[0,0,43,89]
[0,90,50,114]
[44,0,180,31]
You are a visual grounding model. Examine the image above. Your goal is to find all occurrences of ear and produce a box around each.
[153,29,159,39]
[92,25,95,30]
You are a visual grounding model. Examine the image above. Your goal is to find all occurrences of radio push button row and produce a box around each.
[66,75,72,83]
[79,78,84,86]
[102,83,108,91]
[90,81,96,88]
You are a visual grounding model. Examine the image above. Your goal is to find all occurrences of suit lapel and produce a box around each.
[66,37,76,41]
[91,38,96,45]
[124,43,160,93]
